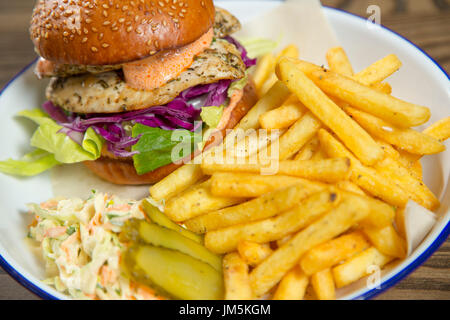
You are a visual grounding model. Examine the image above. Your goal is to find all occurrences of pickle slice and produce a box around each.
[135,245,224,300]
[138,221,222,272]
[142,199,203,244]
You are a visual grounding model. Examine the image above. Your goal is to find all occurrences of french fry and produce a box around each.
[295,136,321,161]
[411,160,423,181]
[335,181,366,196]
[205,190,341,254]
[202,158,351,183]
[276,234,294,247]
[253,53,276,94]
[237,241,273,267]
[299,140,396,228]
[250,198,370,297]
[352,54,402,86]
[376,139,401,160]
[395,207,407,239]
[300,231,370,276]
[311,269,336,300]
[276,44,300,60]
[393,117,450,167]
[370,82,392,94]
[374,157,440,210]
[343,106,445,155]
[363,224,407,259]
[259,95,306,130]
[308,68,430,128]
[304,284,318,300]
[149,163,204,201]
[332,247,394,288]
[318,129,410,207]
[223,253,254,300]
[352,165,410,208]
[277,58,384,165]
[258,45,300,97]
[272,111,323,160]
[423,116,450,142]
[259,73,279,98]
[238,80,292,131]
[311,148,328,161]
[224,128,285,160]
[164,180,244,222]
[282,58,391,87]
[272,266,309,300]
[340,191,395,229]
[210,173,304,198]
[326,47,354,77]
[282,59,430,128]
[184,181,324,234]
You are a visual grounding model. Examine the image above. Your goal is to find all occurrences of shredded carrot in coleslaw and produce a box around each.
[27,192,161,300]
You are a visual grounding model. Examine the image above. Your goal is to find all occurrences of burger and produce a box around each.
[23,0,258,185]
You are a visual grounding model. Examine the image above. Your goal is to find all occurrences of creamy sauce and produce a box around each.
[123,28,214,91]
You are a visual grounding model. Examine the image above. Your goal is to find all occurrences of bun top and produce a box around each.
[30,0,215,66]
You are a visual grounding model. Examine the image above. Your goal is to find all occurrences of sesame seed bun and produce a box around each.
[30,0,215,66]
[83,80,258,185]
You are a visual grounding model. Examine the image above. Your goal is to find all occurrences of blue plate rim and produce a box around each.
[0,6,449,301]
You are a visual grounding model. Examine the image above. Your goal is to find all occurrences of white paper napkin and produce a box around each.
[235,0,339,66]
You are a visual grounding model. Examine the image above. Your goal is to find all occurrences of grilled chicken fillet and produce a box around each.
[46,40,246,114]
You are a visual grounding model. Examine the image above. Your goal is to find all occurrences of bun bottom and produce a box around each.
[83,80,258,185]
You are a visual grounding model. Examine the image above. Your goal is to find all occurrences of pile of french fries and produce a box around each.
[149,45,450,300]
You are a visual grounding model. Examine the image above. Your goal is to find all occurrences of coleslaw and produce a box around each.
[27,191,164,300]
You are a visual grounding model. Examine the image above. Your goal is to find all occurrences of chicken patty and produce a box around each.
[46,39,246,114]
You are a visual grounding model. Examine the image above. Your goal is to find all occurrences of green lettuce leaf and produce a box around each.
[237,37,279,59]
[0,149,59,176]
[200,106,224,129]
[19,109,103,163]
[0,108,104,177]
[131,124,198,175]
[227,74,249,98]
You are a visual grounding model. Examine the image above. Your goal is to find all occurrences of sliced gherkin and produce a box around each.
[142,199,203,244]
[135,245,224,300]
[138,221,222,272]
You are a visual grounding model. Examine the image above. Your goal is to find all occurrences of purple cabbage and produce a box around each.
[181,79,232,108]
[225,36,257,68]
[44,94,203,158]
[42,101,70,123]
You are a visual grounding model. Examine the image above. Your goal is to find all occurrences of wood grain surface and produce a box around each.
[0,0,448,300]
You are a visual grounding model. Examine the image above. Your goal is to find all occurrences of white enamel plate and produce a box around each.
[0,2,448,300]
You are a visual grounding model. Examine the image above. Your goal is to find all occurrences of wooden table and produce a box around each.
[0,0,448,300]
